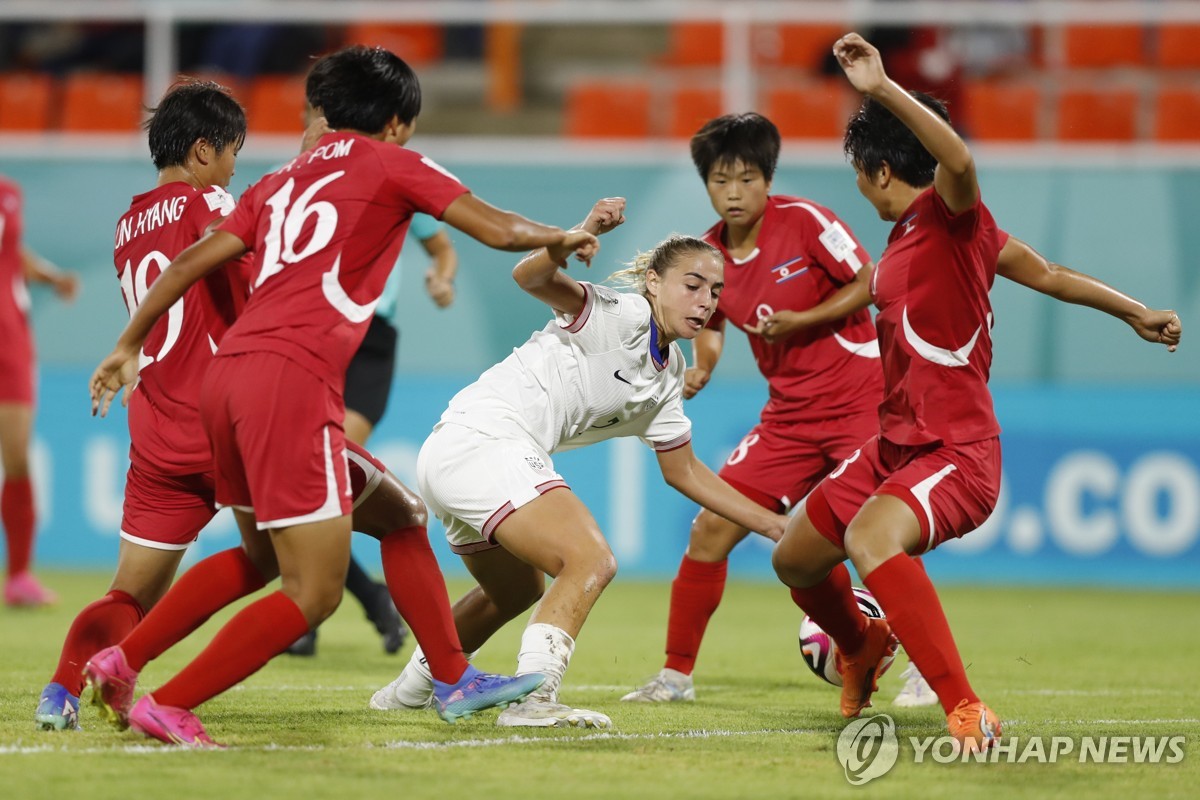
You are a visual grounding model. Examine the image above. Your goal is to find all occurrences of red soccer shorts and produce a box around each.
[805,434,1002,554]
[200,352,352,530]
[717,409,878,513]
[120,460,217,550]
[0,327,34,404]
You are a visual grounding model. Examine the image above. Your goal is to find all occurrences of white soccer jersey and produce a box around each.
[441,282,692,455]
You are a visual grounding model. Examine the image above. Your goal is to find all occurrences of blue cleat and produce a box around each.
[36,682,80,731]
[432,666,545,724]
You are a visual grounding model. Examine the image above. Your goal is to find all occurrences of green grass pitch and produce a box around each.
[1,571,1197,799]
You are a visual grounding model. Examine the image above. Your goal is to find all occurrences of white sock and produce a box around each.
[516,623,575,702]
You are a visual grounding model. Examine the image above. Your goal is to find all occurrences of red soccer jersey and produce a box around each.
[114,182,243,473]
[217,133,468,390]
[0,177,30,343]
[870,188,1006,445]
[702,195,882,425]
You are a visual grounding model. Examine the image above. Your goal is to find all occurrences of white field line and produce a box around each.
[0,728,809,756]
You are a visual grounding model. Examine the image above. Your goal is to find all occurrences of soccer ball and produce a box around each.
[797,587,895,687]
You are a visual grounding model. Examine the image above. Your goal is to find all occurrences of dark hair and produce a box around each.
[690,112,781,182]
[306,46,421,132]
[145,80,246,170]
[843,91,950,187]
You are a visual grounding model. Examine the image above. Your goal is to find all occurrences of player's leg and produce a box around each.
[0,402,53,606]
[488,488,616,728]
[773,437,899,719]
[371,544,545,713]
[892,554,938,707]
[850,439,1003,751]
[37,539,174,731]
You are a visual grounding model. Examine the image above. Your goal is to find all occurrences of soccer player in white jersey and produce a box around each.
[371,198,789,728]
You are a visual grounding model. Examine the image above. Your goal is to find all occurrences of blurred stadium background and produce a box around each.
[1,0,1198,586]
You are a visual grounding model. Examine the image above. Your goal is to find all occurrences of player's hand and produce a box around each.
[833,33,888,96]
[581,197,626,236]
[742,310,809,344]
[549,229,600,269]
[54,272,80,303]
[1130,309,1182,352]
[425,269,456,308]
[301,114,331,152]
[683,366,711,399]
[89,347,138,418]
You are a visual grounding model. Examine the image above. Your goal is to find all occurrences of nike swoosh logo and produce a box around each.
[593,417,621,429]
[613,370,632,385]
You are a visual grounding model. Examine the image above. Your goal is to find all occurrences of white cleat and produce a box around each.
[620,668,695,703]
[893,663,939,708]
[370,661,434,711]
[496,698,612,729]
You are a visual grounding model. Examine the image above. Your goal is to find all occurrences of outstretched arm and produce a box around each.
[684,324,724,398]
[22,247,78,302]
[90,230,248,416]
[511,197,621,314]
[834,32,977,214]
[743,263,874,344]
[657,442,787,541]
[442,193,587,253]
[998,235,1181,352]
[421,230,459,308]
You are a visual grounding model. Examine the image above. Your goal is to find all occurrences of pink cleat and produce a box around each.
[128,695,222,748]
[83,646,139,729]
[4,572,57,607]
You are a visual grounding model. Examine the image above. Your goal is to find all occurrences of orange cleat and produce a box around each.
[834,616,898,718]
[947,699,1002,753]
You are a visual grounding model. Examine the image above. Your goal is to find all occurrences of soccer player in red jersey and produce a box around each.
[771,33,1181,753]
[0,175,78,609]
[88,47,596,746]
[622,113,883,703]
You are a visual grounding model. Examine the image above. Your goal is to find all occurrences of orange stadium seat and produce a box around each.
[343,23,444,65]
[564,81,652,138]
[667,86,722,139]
[0,73,55,131]
[1155,24,1200,68]
[762,82,848,139]
[1055,88,1139,141]
[246,75,307,134]
[754,24,843,70]
[961,80,1041,141]
[60,73,143,132]
[1063,24,1145,68]
[659,22,723,66]
[1153,87,1200,142]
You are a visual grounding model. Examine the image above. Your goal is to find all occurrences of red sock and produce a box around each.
[863,553,978,715]
[153,590,308,710]
[380,527,468,683]
[787,563,868,653]
[2,477,35,577]
[50,590,145,695]
[121,547,266,672]
[663,555,727,675]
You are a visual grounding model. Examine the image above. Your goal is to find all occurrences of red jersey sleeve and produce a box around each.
[217,180,263,248]
[384,150,470,220]
[801,205,872,285]
[927,187,984,239]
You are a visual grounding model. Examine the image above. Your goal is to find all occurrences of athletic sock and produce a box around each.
[344,554,377,608]
[379,527,468,683]
[663,555,727,675]
[121,547,266,672]
[152,590,308,710]
[51,590,145,695]
[516,622,575,703]
[787,562,868,653]
[2,476,35,577]
[864,553,978,715]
